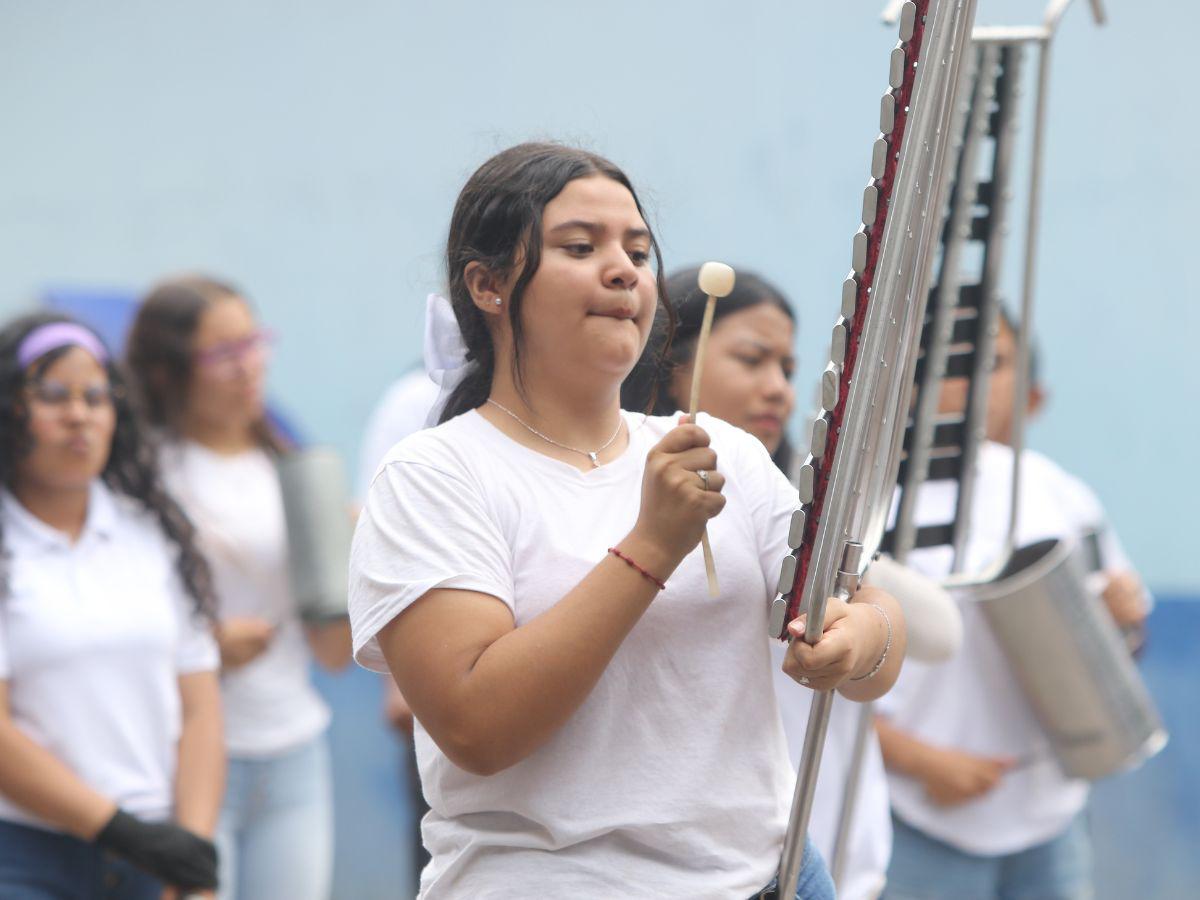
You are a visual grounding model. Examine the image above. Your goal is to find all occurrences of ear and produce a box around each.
[463,261,507,317]
[1027,384,1047,419]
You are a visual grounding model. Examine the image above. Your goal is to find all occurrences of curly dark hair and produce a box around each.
[0,311,215,620]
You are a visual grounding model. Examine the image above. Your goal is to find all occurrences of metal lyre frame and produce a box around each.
[770,2,980,895]
[827,1,1108,890]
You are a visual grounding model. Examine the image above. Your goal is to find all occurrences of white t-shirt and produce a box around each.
[355,370,442,500]
[161,441,330,758]
[0,481,218,831]
[351,410,802,899]
[772,654,890,900]
[877,441,1139,855]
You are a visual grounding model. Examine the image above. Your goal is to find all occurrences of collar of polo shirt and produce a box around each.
[0,480,118,551]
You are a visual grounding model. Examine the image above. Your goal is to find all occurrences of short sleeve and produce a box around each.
[349,458,515,672]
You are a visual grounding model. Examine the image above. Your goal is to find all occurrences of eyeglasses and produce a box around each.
[194,330,274,377]
[25,380,122,411]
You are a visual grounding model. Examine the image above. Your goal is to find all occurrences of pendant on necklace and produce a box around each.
[588,452,600,467]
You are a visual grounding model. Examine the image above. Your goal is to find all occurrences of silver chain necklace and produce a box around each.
[486,398,624,468]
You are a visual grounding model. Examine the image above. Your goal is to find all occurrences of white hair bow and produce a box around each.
[423,292,470,427]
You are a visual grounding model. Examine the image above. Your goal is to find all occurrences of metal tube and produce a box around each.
[830,701,875,886]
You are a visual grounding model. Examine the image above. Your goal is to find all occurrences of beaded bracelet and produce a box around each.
[607,547,666,592]
[850,602,893,682]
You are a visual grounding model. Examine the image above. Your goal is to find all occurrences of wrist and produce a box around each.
[620,531,682,583]
[848,602,891,680]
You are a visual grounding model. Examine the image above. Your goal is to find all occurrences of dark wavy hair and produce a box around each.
[125,274,288,454]
[622,266,798,473]
[439,142,675,422]
[0,312,215,618]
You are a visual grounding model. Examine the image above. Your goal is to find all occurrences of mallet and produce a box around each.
[689,261,736,597]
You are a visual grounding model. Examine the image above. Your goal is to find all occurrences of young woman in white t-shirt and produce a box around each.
[126,278,352,900]
[0,313,223,898]
[350,142,908,899]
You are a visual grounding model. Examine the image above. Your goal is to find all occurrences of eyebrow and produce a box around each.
[547,219,650,239]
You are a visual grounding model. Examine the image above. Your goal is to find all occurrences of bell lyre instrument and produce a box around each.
[827,0,1166,889]
[768,1,980,894]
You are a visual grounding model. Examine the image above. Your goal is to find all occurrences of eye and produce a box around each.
[564,242,593,256]
[735,354,764,369]
[628,249,651,266]
[34,382,70,404]
[83,385,116,408]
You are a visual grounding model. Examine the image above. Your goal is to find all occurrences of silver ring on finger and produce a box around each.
[697,469,709,491]
[798,675,811,686]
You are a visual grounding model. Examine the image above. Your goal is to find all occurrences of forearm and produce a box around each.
[173,675,224,836]
[875,716,934,779]
[0,724,116,839]
[837,587,907,702]
[306,619,353,671]
[389,533,671,775]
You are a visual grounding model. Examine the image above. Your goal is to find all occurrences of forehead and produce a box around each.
[195,296,255,343]
[35,346,108,382]
[543,175,646,232]
[712,304,795,350]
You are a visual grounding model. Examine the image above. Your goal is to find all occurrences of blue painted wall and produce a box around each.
[0,0,1193,590]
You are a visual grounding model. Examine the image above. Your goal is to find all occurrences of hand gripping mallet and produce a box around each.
[688,261,736,597]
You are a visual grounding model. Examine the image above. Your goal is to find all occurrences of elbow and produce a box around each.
[436,721,526,778]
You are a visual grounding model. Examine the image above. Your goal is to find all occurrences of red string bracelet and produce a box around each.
[607,547,666,591]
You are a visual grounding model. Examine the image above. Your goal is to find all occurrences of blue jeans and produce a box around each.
[0,818,162,899]
[753,836,837,900]
[215,735,333,900]
[886,813,1094,900]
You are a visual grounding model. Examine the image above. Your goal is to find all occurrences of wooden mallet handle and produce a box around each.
[688,262,736,597]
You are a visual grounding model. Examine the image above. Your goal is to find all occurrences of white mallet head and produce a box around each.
[697,261,736,298]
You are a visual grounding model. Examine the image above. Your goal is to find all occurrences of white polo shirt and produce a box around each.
[877,441,1141,855]
[0,481,219,832]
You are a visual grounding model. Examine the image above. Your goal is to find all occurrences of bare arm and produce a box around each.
[0,681,116,839]
[306,618,353,671]
[875,715,1013,806]
[172,672,224,837]
[377,424,725,777]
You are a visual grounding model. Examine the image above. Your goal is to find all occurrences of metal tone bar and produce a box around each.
[951,43,1024,573]
[889,41,989,562]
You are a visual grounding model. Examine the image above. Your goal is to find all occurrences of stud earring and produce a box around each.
[493,297,503,306]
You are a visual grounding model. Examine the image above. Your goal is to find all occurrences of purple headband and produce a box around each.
[16,322,110,370]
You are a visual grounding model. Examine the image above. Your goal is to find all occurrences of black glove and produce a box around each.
[95,809,218,891]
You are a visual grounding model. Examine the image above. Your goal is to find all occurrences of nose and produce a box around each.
[762,361,792,401]
[602,246,639,292]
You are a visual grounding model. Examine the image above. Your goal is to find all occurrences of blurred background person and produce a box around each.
[875,312,1150,900]
[623,266,962,900]
[126,276,352,900]
[0,313,222,898]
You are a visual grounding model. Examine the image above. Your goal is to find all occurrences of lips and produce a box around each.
[747,414,783,434]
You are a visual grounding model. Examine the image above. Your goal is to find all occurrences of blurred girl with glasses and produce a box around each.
[0,312,222,898]
[126,277,351,900]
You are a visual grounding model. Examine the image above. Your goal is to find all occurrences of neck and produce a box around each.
[12,480,91,541]
[483,363,626,469]
[181,414,260,455]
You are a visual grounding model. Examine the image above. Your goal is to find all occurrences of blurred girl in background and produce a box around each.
[0,313,222,898]
[127,277,351,900]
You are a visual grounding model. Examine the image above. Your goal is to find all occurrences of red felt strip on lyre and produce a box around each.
[781,1,930,632]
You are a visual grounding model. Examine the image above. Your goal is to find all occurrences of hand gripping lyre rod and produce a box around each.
[771,2,979,896]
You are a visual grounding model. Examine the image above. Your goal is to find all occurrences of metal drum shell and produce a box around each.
[275,448,353,622]
[971,537,1167,781]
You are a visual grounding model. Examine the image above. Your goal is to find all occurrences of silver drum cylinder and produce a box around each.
[276,448,353,622]
[972,537,1167,780]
